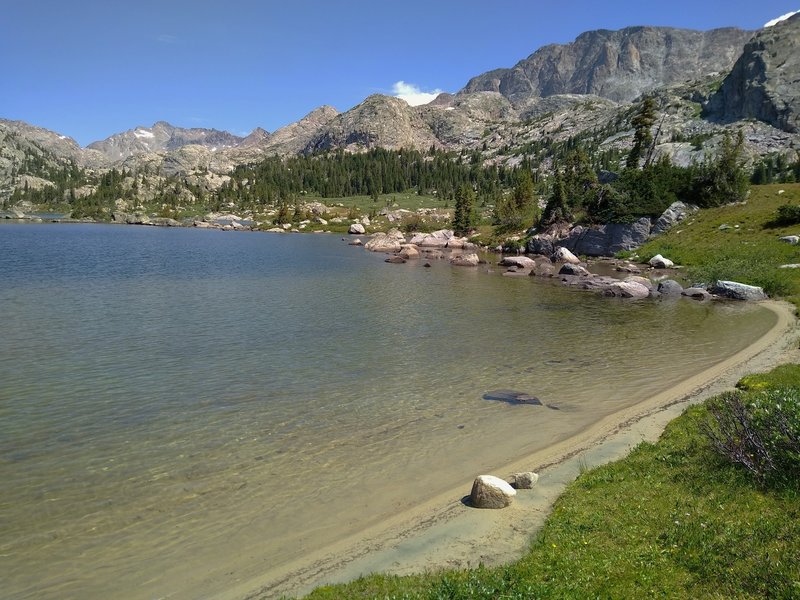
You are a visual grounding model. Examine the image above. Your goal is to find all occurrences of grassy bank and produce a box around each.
[303,365,800,599]
[633,183,800,304]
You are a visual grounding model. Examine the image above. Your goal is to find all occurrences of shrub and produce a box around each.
[704,388,800,484]
[775,204,800,226]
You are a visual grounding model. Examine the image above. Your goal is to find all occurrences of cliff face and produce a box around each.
[462,26,753,104]
[706,13,800,133]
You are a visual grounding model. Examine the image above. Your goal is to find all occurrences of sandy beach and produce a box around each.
[226,299,798,600]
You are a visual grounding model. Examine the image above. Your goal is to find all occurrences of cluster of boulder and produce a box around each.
[515,246,767,302]
[353,228,482,267]
[469,471,539,509]
[527,202,699,258]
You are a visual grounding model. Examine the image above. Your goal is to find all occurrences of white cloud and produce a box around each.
[392,81,444,106]
[764,10,799,27]
[157,33,179,44]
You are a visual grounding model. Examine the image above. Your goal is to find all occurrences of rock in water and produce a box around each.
[450,253,480,267]
[483,390,542,405]
[470,475,517,509]
[552,247,581,264]
[509,472,539,489]
[710,280,768,301]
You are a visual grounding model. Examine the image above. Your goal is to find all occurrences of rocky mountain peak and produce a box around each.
[86,122,245,162]
[304,95,438,153]
[461,25,753,104]
[706,13,800,133]
[238,127,271,148]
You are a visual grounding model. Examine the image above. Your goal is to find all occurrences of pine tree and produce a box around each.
[626,96,656,169]
[452,183,476,236]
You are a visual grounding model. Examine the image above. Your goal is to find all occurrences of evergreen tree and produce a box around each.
[452,183,476,236]
[626,96,656,169]
[541,173,572,226]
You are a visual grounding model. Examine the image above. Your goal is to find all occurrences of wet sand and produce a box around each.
[227,300,798,600]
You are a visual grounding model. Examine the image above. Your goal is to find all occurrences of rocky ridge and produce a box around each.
[2,20,800,202]
[462,26,753,104]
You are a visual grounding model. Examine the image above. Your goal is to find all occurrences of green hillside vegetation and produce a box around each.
[634,183,800,302]
[302,364,800,599]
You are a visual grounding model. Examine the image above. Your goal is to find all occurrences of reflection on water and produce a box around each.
[0,224,776,599]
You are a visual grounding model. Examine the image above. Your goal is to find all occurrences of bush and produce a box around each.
[704,388,800,484]
[775,204,800,226]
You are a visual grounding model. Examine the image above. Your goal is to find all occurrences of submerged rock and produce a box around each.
[450,253,480,267]
[470,475,517,509]
[500,256,537,269]
[682,287,712,301]
[657,279,684,295]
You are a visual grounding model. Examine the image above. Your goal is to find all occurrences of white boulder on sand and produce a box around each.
[470,475,517,509]
[509,472,539,489]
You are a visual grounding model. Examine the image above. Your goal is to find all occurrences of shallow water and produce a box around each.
[0,224,776,599]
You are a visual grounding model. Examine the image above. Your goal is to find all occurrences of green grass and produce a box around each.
[736,363,800,392]
[634,183,800,301]
[303,365,800,599]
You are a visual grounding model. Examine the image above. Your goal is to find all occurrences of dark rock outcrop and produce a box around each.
[706,14,800,133]
[561,217,651,257]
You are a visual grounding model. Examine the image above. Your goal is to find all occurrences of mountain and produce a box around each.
[304,96,437,153]
[86,121,245,162]
[706,13,800,133]
[461,26,753,104]
[260,105,339,155]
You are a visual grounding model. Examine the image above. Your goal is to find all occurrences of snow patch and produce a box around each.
[445,107,455,111]
[58,135,67,140]
[764,10,799,27]
[134,129,155,139]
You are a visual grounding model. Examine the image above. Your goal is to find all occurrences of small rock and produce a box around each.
[779,235,799,245]
[658,280,684,295]
[470,475,517,509]
[607,281,650,299]
[399,245,420,259]
[348,223,366,235]
[385,256,407,264]
[558,263,590,276]
[552,247,581,264]
[348,238,363,246]
[648,254,674,269]
[509,472,539,489]
[682,287,712,301]
[450,253,480,267]
[499,256,537,269]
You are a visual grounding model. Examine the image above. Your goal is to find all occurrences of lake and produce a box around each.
[0,223,776,599]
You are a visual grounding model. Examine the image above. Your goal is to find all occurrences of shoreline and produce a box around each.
[225,299,798,600]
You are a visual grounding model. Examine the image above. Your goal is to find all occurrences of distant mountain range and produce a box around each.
[2,14,798,200]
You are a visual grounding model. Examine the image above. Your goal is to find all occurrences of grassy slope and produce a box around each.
[303,365,800,599]
[634,183,800,302]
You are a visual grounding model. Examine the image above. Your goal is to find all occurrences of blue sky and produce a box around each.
[2,0,798,146]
